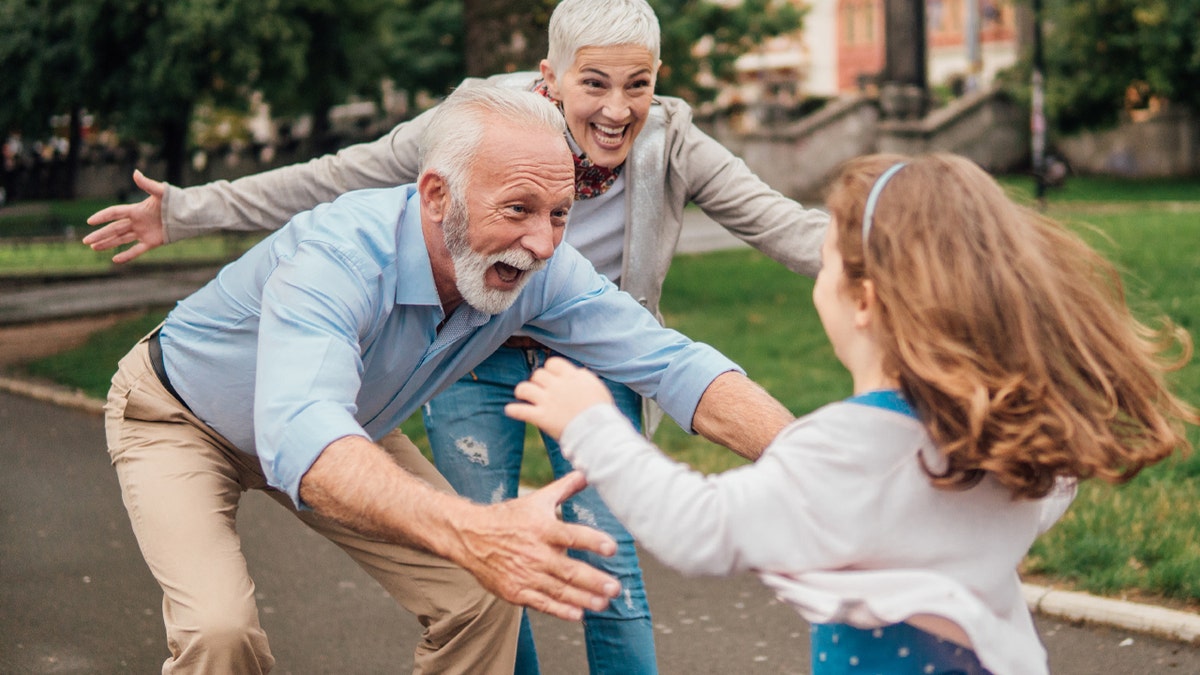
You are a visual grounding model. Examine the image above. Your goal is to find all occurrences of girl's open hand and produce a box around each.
[506,357,615,439]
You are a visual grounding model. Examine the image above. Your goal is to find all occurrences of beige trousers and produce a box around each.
[104,335,521,674]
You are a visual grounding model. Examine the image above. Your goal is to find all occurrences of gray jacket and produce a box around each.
[162,73,827,320]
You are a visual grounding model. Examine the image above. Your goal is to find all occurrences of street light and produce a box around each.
[1030,0,1047,206]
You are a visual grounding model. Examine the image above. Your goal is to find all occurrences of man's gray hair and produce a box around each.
[418,84,567,200]
[547,0,661,76]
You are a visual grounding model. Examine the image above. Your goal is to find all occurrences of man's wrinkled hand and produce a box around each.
[454,471,619,621]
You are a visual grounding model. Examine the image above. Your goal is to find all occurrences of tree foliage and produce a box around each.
[461,0,557,76]
[1033,0,1200,133]
[261,0,395,154]
[652,0,805,103]
[0,0,103,196]
[0,0,92,137]
[0,0,306,184]
[383,0,805,103]
[1,0,807,192]
[381,0,468,105]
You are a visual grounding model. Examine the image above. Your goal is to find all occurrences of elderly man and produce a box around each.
[103,84,792,674]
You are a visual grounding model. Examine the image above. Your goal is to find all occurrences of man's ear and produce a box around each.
[539,59,560,99]
[418,171,449,223]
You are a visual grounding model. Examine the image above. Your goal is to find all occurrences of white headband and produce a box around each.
[861,162,907,254]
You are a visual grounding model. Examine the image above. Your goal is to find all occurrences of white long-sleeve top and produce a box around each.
[559,399,1076,675]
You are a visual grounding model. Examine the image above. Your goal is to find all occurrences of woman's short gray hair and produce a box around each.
[418,84,567,201]
[547,0,661,76]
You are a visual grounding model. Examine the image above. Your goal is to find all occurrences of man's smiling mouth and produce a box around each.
[494,261,524,284]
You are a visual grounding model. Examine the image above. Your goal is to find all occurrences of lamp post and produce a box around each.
[1030,0,1047,205]
[965,0,981,93]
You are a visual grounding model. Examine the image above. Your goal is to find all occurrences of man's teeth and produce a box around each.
[496,263,520,282]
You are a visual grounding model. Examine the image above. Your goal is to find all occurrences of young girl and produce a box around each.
[506,153,1198,675]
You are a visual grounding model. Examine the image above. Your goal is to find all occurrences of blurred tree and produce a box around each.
[461,0,556,76]
[262,0,394,156]
[107,0,303,185]
[1,0,808,195]
[390,0,806,103]
[0,0,103,197]
[653,0,805,103]
[0,0,390,187]
[381,0,467,106]
[1007,0,1200,134]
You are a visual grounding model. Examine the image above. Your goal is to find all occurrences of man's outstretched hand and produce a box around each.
[83,170,167,264]
[454,470,619,621]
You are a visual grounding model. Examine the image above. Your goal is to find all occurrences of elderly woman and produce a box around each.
[84,1,827,672]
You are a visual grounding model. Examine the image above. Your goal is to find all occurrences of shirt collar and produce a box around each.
[395,189,441,307]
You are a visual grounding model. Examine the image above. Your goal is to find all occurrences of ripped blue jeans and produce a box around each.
[422,345,657,675]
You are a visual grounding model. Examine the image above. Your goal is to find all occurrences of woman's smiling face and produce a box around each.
[542,44,659,168]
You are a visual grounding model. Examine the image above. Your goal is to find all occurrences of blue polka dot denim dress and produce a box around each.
[811,622,993,674]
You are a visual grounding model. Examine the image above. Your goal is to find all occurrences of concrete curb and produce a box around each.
[5,373,1199,646]
[0,374,105,416]
[1024,584,1200,645]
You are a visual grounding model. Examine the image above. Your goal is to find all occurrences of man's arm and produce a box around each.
[691,371,794,460]
[299,435,621,621]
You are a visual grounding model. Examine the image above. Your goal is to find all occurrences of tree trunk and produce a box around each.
[880,0,928,119]
[882,0,927,88]
[304,11,339,157]
[462,0,552,77]
[162,117,188,186]
[65,105,82,200]
[309,101,336,157]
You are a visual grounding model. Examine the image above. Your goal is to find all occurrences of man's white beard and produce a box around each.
[443,196,546,315]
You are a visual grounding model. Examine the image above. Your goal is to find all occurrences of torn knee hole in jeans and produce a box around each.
[454,436,489,466]
[489,483,506,504]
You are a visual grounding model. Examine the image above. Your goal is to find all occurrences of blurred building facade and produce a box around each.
[729,0,1020,105]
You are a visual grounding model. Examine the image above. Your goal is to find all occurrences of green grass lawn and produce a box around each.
[9,175,1200,606]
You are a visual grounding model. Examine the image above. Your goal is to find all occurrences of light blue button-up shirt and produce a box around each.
[160,185,741,506]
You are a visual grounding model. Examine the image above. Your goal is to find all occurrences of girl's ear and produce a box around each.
[854,279,877,329]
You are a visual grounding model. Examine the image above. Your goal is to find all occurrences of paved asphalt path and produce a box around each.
[3,211,1200,672]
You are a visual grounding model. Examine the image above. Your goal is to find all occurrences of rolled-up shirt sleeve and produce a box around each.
[254,240,380,507]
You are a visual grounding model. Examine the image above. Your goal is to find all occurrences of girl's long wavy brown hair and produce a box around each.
[825,153,1198,499]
